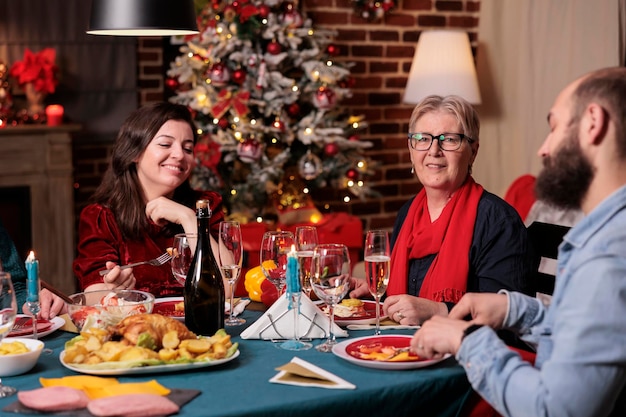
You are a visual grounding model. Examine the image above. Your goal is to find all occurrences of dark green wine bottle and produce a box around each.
[184,200,225,335]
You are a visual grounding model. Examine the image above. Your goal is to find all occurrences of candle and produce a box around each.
[25,250,40,303]
[45,104,64,126]
[286,245,300,293]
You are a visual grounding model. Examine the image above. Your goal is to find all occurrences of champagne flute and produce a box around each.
[0,272,18,397]
[171,233,196,285]
[364,230,390,335]
[260,231,295,295]
[311,244,351,352]
[218,221,245,326]
[295,226,318,298]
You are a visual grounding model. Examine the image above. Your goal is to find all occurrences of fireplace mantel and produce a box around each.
[0,125,80,295]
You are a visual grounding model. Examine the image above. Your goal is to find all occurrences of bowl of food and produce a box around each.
[67,289,155,332]
[0,338,44,376]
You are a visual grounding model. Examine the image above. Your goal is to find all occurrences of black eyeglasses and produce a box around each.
[407,132,475,151]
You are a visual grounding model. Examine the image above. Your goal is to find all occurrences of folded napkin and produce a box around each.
[270,357,356,389]
[241,293,348,340]
[226,298,250,317]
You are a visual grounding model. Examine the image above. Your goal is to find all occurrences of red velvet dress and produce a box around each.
[72,191,223,298]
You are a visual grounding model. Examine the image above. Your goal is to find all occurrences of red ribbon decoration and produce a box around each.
[211,90,250,119]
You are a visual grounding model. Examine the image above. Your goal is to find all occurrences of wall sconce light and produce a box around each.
[403,30,481,105]
[87,0,199,36]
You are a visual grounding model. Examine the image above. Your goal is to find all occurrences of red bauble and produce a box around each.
[313,86,337,110]
[272,118,285,131]
[348,134,360,141]
[217,117,229,129]
[281,9,303,28]
[258,4,271,18]
[346,168,359,180]
[165,77,180,91]
[286,102,300,117]
[326,44,340,56]
[266,41,282,55]
[324,142,340,157]
[237,138,263,163]
[232,68,247,85]
[207,62,230,86]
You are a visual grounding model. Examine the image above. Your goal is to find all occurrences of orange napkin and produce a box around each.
[40,376,170,399]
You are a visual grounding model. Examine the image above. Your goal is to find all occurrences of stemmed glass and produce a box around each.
[0,272,18,397]
[218,221,245,326]
[171,233,196,285]
[311,244,351,352]
[260,231,295,296]
[364,230,390,335]
[295,226,318,298]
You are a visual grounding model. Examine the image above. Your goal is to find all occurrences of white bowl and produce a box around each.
[0,337,44,376]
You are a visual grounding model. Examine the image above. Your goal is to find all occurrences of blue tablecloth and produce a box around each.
[0,308,473,417]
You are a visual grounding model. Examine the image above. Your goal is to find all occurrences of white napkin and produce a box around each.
[270,357,356,389]
[225,299,250,317]
[240,294,348,340]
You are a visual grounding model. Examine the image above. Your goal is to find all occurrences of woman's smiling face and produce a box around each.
[135,119,195,200]
[410,110,478,195]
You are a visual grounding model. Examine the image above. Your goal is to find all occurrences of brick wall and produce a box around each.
[73,0,480,233]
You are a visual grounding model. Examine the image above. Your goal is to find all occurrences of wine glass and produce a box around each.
[0,272,18,397]
[260,231,295,295]
[311,244,351,352]
[364,230,390,335]
[295,226,318,298]
[218,221,245,326]
[171,233,196,285]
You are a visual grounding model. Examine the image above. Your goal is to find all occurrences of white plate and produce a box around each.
[60,349,240,376]
[320,300,387,326]
[8,315,65,339]
[152,297,185,322]
[332,335,450,370]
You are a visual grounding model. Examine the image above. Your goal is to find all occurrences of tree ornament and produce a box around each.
[272,117,285,132]
[346,168,359,180]
[258,4,271,18]
[324,142,340,157]
[207,62,230,86]
[348,134,360,141]
[286,102,300,117]
[232,68,247,85]
[165,77,180,91]
[313,86,337,109]
[298,150,323,180]
[326,44,340,57]
[218,117,230,129]
[280,2,303,28]
[237,137,263,163]
[266,40,282,55]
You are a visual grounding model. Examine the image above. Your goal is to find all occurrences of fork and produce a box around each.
[98,252,172,276]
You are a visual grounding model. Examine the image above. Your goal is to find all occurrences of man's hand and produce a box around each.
[410,316,469,359]
[448,293,509,329]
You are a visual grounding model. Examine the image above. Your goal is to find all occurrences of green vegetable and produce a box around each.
[136,332,157,350]
[65,335,84,350]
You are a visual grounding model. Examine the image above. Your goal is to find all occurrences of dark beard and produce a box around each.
[535,130,594,211]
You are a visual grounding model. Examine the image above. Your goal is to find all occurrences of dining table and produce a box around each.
[0,303,475,417]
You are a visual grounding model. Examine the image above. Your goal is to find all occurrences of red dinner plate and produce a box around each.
[152,297,185,321]
[326,300,387,326]
[346,335,419,362]
[9,317,53,338]
[332,335,451,370]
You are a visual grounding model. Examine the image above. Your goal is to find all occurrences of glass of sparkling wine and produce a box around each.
[295,226,318,298]
[171,233,196,285]
[0,272,17,397]
[218,221,245,326]
[364,230,390,335]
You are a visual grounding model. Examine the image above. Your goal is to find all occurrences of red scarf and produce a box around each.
[387,177,483,303]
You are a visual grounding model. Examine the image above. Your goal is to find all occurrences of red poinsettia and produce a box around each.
[195,134,222,171]
[9,48,59,94]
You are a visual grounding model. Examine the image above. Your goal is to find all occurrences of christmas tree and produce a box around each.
[167,0,375,222]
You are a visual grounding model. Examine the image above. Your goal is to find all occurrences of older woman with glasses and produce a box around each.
[351,95,536,326]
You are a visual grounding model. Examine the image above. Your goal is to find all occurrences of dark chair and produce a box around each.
[526,221,571,295]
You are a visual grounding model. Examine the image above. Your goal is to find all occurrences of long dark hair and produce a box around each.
[92,102,198,240]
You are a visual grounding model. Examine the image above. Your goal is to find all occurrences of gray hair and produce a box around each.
[408,95,480,141]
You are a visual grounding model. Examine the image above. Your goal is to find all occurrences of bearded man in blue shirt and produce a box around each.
[410,66,626,417]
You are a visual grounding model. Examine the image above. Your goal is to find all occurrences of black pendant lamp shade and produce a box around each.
[87,0,199,36]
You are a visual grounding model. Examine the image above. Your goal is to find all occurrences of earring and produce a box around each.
[411,166,415,174]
